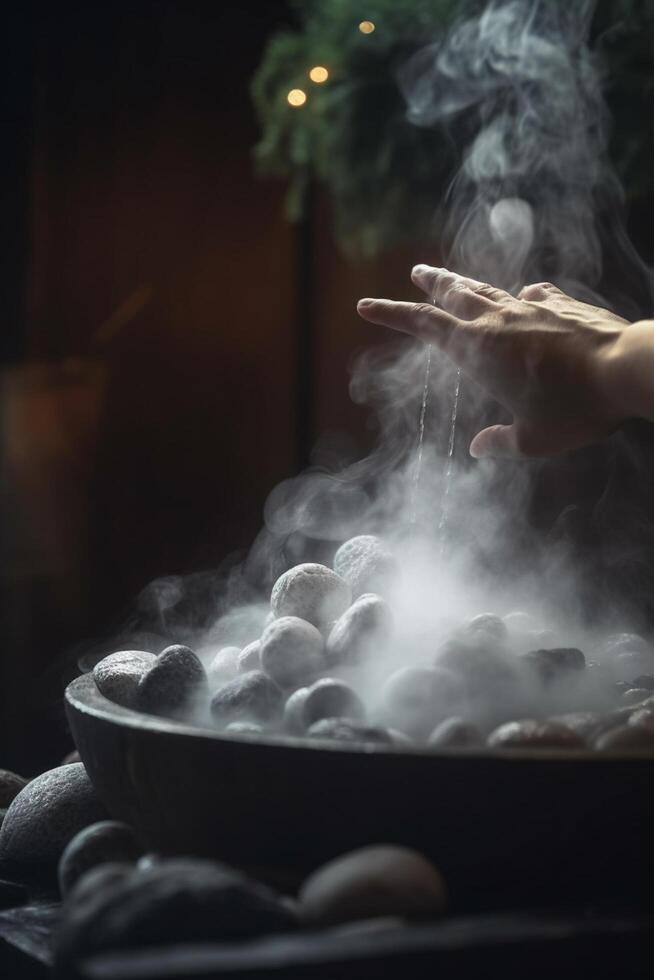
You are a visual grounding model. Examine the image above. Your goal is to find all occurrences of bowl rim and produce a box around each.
[65,674,654,763]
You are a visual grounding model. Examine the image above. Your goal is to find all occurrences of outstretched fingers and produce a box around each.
[357,298,474,360]
[411,265,513,319]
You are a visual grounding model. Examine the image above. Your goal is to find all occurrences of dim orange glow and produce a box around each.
[287,88,307,107]
[359,20,376,34]
[309,66,329,84]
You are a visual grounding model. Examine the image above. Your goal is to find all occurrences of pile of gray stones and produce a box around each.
[0,760,446,973]
[91,535,654,753]
[2,535,654,971]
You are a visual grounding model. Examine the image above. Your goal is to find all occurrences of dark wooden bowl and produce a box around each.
[66,674,654,910]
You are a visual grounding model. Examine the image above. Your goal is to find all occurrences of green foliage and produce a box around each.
[251,0,654,255]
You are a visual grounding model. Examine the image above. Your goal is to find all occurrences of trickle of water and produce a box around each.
[410,343,433,524]
[438,367,462,554]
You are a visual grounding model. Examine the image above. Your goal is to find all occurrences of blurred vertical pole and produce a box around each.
[295,177,315,469]
[0,3,33,364]
[1,2,34,773]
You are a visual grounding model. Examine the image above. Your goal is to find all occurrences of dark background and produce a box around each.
[0,1,429,775]
[2,2,654,778]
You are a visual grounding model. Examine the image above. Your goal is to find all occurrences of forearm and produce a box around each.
[598,320,654,424]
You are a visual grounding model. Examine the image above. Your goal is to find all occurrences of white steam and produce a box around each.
[115,0,654,732]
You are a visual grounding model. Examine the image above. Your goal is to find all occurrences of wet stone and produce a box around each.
[271,563,351,630]
[521,647,586,682]
[428,717,483,749]
[628,707,654,732]
[207,647,240,688]
[224,721,264,735]
[211,670,283,727]
[435,637,517,702]
[632,674,654,691]
[550,712,603,739]
[487,719,584,750]
[58,820,144,897]
[0,764,107,865]
[56,858,297,972]
[595,724,654,751]
[621,687,651,706]
[136,645,208,718]
[332,536,397,600]
[284,678,365,734]
[463,613,509,648]
[298,846,447,926]
[380,666,462,740]
[0,769,29,808]
[283,687,310,734]
[93,650,157,708]
[260,616,324,689]
[326,593,392,667]
[238,640,262,673]
[306,718,394,746]
[605,633,650,657]
[503,611,538,632]
[614,649,654,681]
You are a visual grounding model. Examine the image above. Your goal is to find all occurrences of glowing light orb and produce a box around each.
[309,66,329,84]
[287,88,307,107]
[359,20,376,34]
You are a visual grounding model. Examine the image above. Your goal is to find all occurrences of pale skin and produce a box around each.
[357,265,654,459]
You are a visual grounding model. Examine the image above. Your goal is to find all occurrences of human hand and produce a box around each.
[357,266,631,459]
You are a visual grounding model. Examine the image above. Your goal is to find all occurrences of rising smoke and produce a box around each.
[123,0,654,723]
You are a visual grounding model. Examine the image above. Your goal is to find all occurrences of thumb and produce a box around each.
[469,424,524,459]
[470,421,582,459]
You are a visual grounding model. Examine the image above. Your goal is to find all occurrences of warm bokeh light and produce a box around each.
[309,66,329,84]
[359,20,376,34]
[287,88,307,107]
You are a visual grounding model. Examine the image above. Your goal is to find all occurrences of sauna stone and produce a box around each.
[0,769,29,808]
[211,670,283,726]
[487,719,584,749]
[207,647,240,688]
[326,593,392,666]
[463,613,509,647]
[260,616,324,689]
[380,666,461,740]
[428,717,483,749]
[283,687,310,734]
[0,764,107,865]
[224,721,264,735]
[332,536,397,599]
[271,563,351,630]
[238,640,262,673]
[136,645,208,718]
[307,718,395,746]
[621,687,651,705]
[58,820,144,897]
[628,707,654,731]
[56,859,297,972]
[284,678,364,734]
[521,647,586,682]
[595,724,654,751]
[632,674,654,690]
[298,846,447,926]
[93,650,157,708]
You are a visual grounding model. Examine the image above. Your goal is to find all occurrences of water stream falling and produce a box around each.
[409,343,433,524]
[410,338,462,547]
[437,367,461,555]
